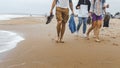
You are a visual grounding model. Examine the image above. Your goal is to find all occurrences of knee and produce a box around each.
[62,23,66,26]
[58,21,62,23]
[98,23,102,29]
[92,25,96,29]
[57,21,62,25]
[98,20,102,28]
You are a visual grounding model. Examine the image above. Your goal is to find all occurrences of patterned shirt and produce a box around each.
[90,0,105,16]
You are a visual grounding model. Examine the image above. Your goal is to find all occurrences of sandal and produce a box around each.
[46,14,54,24]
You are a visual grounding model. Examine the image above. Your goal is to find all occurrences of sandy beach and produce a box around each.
[0,16,120,68]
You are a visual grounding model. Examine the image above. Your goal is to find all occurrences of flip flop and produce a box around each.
[46,14,54,24]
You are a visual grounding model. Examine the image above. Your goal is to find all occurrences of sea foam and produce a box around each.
[0,30,24,53]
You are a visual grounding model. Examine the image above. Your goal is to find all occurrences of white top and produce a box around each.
[56,0,69,8]
[78,5,88,17]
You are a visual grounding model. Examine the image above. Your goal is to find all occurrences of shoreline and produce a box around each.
[0,16,119,68]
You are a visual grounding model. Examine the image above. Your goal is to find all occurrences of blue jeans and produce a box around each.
[77,17,87,34]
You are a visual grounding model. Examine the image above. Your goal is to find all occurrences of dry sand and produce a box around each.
[0,17,120,68]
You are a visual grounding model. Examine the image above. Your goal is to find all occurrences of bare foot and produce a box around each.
[56,40,64,43]
[59,41,65,43]
[56,40,60,43]
[55,37,60,43]
[86,34,89,40]
[95,39,101,42]
[93,35,96,38]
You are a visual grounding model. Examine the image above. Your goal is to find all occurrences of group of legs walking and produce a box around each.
[56,11,103,43]
[49,0,107,43]
[76,13,103,42]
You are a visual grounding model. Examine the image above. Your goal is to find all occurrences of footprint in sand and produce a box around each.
[48,33,51,37]
[113,43,119,46]
[111,36,116,39]
[105,34,110,36]
[74,37,79,40]
[51,38,55,41]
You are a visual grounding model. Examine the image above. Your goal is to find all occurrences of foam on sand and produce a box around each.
[0,30,24,53]
[0,14,29,20]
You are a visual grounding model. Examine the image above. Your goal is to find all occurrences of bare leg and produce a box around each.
[95,20,102,42]
[60,23,66,43]
[93,22,97,38]
[87,21,97,39]
[56,21,62,42]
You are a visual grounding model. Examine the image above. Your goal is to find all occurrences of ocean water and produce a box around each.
[0,14,30,20]
[0,0,119,15]
[0,30,24,53]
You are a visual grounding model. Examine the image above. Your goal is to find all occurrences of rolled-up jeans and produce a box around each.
[77,17,88,34]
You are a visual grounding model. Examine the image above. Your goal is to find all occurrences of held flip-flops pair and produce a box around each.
[46,14,54,24]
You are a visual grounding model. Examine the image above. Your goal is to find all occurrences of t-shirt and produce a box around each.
[56,0,72,8]
[78,5,88,17]
[76,0,91,12]
[77,0,90,17]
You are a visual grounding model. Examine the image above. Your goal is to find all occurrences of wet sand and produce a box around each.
[0,17,120,68]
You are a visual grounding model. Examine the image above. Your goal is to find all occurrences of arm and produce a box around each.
[89,0,94,17]
[88,0,91,12]
[69,0,74,14]
[90,0,94,13]
[76,0,81,9]
[77,0,80,6]
[103,3,109,14]
[50,0,57,15]
[103,7,106,14]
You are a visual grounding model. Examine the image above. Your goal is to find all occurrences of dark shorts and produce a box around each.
[92,13,102,22]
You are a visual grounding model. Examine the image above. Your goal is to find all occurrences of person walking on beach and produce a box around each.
[103,3,110,28]
[76,0,91,37]
[87,0,108,42]
[50,0,74,43]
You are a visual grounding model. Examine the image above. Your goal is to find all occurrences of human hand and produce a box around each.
[50,10,53,15]
[104,4,109,9]
[71,11,74,15]
[88,12,92,17]
[106,4,109,8]
[76,6,80,9]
